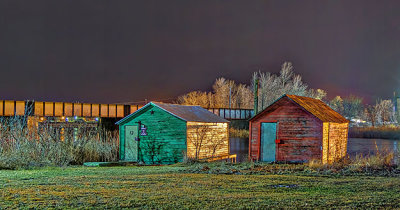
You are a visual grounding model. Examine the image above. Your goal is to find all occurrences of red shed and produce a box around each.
[249,94,349,164]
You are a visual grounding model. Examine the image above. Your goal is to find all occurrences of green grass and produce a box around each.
[1,166,400,209]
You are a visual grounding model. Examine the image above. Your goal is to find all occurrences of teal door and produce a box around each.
[260,123,277,162]
[125,125,138,161]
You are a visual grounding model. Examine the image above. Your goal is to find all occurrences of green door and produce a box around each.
[260,123,277,162]
[125,125,138,161]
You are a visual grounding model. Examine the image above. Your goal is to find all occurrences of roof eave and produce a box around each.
[115,102,153,125]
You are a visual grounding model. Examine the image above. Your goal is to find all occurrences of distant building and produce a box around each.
[249,94,349,164]
[116,102,231,164]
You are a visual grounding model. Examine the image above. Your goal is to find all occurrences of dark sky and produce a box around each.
[1,0,400,104]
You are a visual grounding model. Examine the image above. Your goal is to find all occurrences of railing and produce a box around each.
[207,108,254,120]
[199,154,237,163]
[0,100,254,120]
[0,100,143,118]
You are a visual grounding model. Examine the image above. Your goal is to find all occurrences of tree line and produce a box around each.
[178,61,397,126]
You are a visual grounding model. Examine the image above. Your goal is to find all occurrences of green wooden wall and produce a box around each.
[119,105,187,164]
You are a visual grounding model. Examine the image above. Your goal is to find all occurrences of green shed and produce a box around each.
[116,102,230,164]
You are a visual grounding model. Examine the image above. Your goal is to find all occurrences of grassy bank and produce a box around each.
[1,166,400,209]
[349,126,400,139]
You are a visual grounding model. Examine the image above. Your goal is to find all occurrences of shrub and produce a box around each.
[0,117,118,169]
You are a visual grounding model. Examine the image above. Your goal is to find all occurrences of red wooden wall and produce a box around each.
[249,97,323,162]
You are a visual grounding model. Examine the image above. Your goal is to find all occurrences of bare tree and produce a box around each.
[329,96,344,114]
[178,61,326,110]
[329,95,363,120]
[375,99,394,125]
[253,61,321,111]
[178,77,253,109]
[364,104,379,127]
[177,91,210,107]
[140,139,170,164]
[342,95,364,120]
[207,129,227,158]
[307,89,327,101]
[187,125,209,160]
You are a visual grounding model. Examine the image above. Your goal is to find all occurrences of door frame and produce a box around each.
[124,125,139,161]
[259,122,278,162]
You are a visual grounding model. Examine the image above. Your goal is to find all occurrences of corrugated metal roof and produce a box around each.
[152,102,229,123]
[286,95,349,123]
[250,94,349,123]
[116,102,229,125]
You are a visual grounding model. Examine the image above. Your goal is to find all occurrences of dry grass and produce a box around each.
[349,126,400,139]
[0,117,118,169]
[1,166,400,209]
[185,147,399,176]
[229,128,249,138]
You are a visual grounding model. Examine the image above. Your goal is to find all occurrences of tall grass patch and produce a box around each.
[349,126,400,139]
[229,128,249,138]
[0,117,118,169]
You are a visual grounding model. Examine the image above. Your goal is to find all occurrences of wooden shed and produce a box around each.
[249,94,349,164]
[116,102,230,164]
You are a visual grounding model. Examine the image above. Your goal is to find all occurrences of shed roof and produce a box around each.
[116,102,229,125]
[251,94,349,123]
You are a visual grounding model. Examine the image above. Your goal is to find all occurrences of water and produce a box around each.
[229,138,400,162]
[229,138,249,162]
[347,138,399,157]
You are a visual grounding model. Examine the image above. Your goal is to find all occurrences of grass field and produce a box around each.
[1,165,400,209]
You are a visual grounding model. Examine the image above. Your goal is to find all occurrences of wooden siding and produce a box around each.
[119,106,187,164]
[186,122,229,159]
[322,123,330,164]
[250,97,323,162]
[323,122,349,164]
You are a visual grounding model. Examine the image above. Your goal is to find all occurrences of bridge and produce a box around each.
[0,100,254,121]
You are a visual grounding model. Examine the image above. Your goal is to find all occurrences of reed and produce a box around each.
[229,128,249,138]
[0,117,118,169]
[349,126,400,139]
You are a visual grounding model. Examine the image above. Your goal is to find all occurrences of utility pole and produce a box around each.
[229,87,232,109]
[253,76,259,114]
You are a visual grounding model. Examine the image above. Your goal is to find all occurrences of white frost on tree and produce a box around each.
[254,61,324,111]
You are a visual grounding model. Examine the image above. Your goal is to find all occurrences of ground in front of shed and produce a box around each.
[1,166,399,209]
